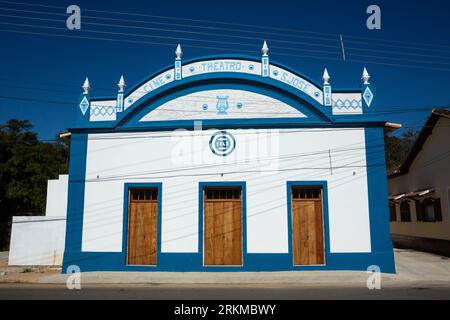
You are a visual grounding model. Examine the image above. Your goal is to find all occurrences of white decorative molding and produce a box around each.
[270,67,323,104]
[124,69,175,110]
[332,93,363,115]
[182,59,262,78]
[90,100,117,121]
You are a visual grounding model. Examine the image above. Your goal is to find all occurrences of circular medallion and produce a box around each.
[209,131,236,156]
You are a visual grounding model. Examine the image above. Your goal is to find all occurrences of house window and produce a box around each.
[389,203,396,221]
[421,198,442,222]
[400,201,411,222]
[415,200,423,221]
[422,199,435,222]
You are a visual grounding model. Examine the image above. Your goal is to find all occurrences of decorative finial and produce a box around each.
[175,44,182,59]
[82,77,90,94]
[118,75,126,92]
[262,40,269,56]
[362,67,370,84]
[322,68,330,85]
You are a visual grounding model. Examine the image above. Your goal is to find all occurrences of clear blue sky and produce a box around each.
[0,0,449,140]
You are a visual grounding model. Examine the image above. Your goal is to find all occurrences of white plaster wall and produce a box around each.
[8,216,66,265]
[82,128,372,254]
[9,174,68,266]
[45,175,68,217]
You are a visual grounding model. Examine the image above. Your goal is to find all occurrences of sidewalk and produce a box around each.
[1,249,449,286]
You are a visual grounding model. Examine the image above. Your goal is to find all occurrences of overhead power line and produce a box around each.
[0,17,341,57]
[1,15,449,72]
[0,7,342,47]
[1,0,450,53]
[0,0,340,39]
[2,0,449,53]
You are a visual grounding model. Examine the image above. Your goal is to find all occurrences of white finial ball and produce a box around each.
[175,44,183,59]
[118,75,126,92]
[262,40,269,56]
[362,67,370,84]
[82,77,91,94]
[323,68,330,85]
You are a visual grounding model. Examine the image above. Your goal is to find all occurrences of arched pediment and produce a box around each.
[74,54,373,130]
[119,80,331,129]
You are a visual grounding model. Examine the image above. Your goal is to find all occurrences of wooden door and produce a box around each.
[291,186,325,265]
[127,188,158,265]
[204,187,242,266]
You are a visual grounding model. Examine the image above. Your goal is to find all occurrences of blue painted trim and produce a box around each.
[286,181,331,267]
[364,127,396,273]
[198,181,247,267]
[89,96,117,101]
[122,183,163,267]
[62,251,395,272]
[68,121,388,134]
[62,133,88,271]
[332,88,362,93]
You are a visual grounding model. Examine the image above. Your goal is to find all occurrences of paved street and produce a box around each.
[0,283,449,300]
[1,248,449,299]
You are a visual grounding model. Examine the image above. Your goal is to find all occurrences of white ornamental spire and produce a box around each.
[82,77,91,94]
[262,40,269,56]
[175,44,183,60]
[322,68,330,85]
[362,67,370,84]
[117,75,126,92]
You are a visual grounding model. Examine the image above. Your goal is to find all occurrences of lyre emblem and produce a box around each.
[216,96,229,115]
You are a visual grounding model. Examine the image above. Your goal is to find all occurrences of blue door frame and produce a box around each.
[122,182,163,267]
[286,181,331,268]
[198,181,247,268]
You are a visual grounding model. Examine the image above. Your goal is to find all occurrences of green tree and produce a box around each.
[0,119,68,250]
[385,128,418,175]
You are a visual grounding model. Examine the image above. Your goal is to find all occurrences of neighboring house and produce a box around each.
[388,109,450,256]
[58,43,396,273]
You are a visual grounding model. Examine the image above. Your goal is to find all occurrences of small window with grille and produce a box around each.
[204,187,241,200]
[130,188,158,201]
[292,186,322,200]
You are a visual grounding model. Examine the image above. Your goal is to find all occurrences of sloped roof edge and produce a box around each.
[388,108,450,179]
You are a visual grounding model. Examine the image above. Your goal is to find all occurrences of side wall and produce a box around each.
[9,216,66,266]
[45,175,68,217]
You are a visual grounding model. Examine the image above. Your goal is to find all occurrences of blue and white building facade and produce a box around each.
[63,43,395,273]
